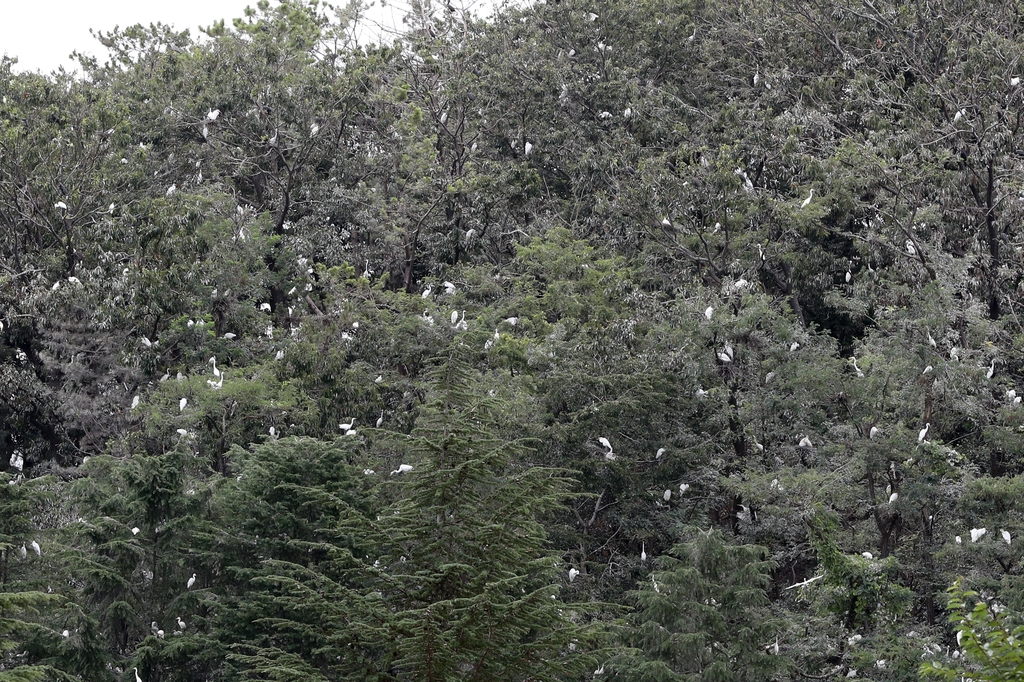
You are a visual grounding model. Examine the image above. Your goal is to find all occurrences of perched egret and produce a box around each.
[679,482,690,493]
[442,281,456,295]
[259,302,271,312]
[922,365,933,375]
[209,357,220,378]
[375,374,383,384]
[663,489,671,502]
[928,331,937,347]
[275,350,284,361]
[918,423,930,443]
[641,542,647,562]
[391,464,414,476]
[862,552,873,559]
[421,286,432,298]
[987,359,996,379]
[504,316,519,326]
[1002,529,1012,545]
[524,141,534,156]
[176,428,188,436]
[166,184,177,198]
[30,540,41,556]
[789,341,801,352]
[597,437,615,460]
[179,398,187,411]
[63,629,70,637]
[55,201,68,210]
[177,616,186,629]
[971,528,986,543]
[888,492,898,504]
[376,410,384,428]
[135,667,143,682]
[156,630,165,639]
[718,344,734,363]
[339,418,355,434]
[223,333,236,339]
[905,239,917,256]
[132,527,140,535]
[955,536,962,545]
[869,426,879,439]
[851,357,864,378]
[661,217,672,227]
[207,109,220,121]
[269,426,276,437]
[1013,76,1021,86]
[187,573,196,589]
[846,270,852,283]
[18,545,26,559]
[10,452,23,471]
[799,435,813,448]
[705,306,714,320]
[656,448,665,459]
[800,188,814,208]
[568,567,579,582]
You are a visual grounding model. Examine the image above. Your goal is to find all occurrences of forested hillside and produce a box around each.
[3,0,1024,679]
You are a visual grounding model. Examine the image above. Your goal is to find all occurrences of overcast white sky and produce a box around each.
[0,0,436,75]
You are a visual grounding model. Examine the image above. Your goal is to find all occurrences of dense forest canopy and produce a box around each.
[4,0,1024,679]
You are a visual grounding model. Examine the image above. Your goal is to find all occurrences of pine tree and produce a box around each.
[610,527,782,682]
[368,351,600,681]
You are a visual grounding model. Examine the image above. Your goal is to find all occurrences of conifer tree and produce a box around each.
[610,527,782,681]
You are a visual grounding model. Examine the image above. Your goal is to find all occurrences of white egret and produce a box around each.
[176,428,188,436]
[18,545,26,559]
[223,333,236,339]
[269,427,276,437]
[955,536,962,545]
[310,123,320,136]
[62,629,70,637]
[259,302,271,312]
[156,630,164,639]
[568,567,579,582]
[363,469,375,475]
[1008,389,1018,400]
[918,423,930,443]
[800,188,814,208]
[10,452,23,471]
[209,357,220,378]
[906,239,916,255]
[177,617,186,629]
[641,543,647,562]
[391,464,414,476]
[55,201,68,210]
[888,492,898,504]
[869,426,879,439]
[656,448,665,459]
[141,337,153,348]
[442,281,456,295]
[1002,529,1012,545]
[922,365,933,375]
[661,217,672,227]
[799,436,812,448]
[971,528,986,543]
[421,286,432,298]
[187,573,196,589]
[695,388,708,397]
[846,270,852,283]
[704,306,714,320]
[135,667,143,682]
[718,343,734,362]
[789,341,800,352]
[764,371,776,384]
[1013,76,1021,86]
[166,184,177,198]
[928,331,937,347]
[179,398,187,411]
[663,489,671,501]
[132,527,140,535]
[987,359,996,379]
[275,350,284,361]
[30,540,41,556]
[784,574,824,590]
[597,437,615,460]
[862,552,873,559]
[345,429,358,437]
[207,109,220,121]
[376,410,384,428]
[339,418,355,433]
[954,109,964,122]
[504,316,519,326]
[524,142,534,156]
[375,374,383,383]
[851,357,864,377]
[679,482,690,493]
